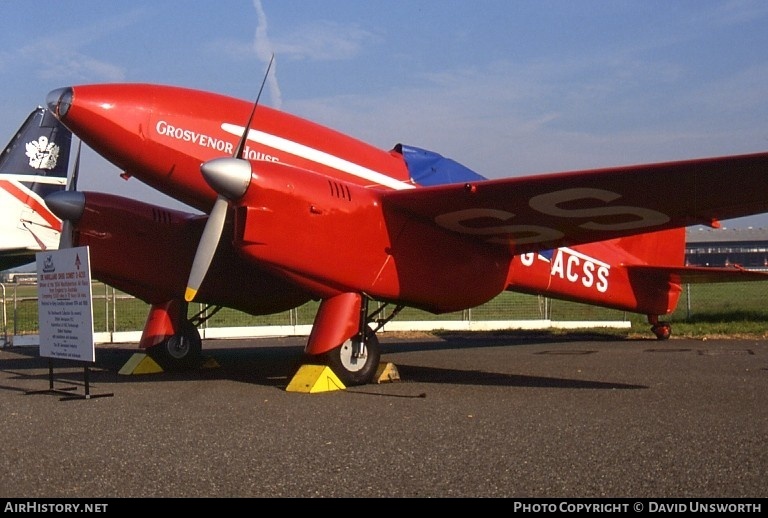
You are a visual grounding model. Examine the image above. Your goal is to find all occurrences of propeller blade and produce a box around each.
[69,139,81,192]
[184,196,228,302]
[59,140,82,249]
[59,220,74,249]
[184,54,273,302]
[183,158,252,302]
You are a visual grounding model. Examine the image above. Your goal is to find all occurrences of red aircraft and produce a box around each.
[43,75,768,386]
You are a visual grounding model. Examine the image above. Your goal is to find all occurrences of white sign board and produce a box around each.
[36,246,95,362]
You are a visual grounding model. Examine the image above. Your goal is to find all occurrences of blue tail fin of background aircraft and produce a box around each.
[0,107,73,197]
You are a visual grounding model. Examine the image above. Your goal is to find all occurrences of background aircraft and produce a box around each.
[0,107,72,271]
[43,81,768,386]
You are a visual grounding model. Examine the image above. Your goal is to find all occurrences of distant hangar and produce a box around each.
[686,227,768,268]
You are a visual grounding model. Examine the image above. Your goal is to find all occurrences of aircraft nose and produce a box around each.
[45,190,85,221]
[46,87,74,119]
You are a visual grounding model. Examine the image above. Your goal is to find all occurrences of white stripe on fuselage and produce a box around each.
[0,174,66,185]
[221,123,415,191]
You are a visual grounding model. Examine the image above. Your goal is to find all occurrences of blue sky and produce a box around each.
[2,0,768,227]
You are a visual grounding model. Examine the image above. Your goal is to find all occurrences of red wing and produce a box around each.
[381,151,768,255]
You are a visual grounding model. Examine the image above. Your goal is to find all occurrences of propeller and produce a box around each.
[58,139,82,249]
[184,55,275,302]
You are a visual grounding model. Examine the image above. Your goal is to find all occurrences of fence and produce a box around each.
[3,279,767,346]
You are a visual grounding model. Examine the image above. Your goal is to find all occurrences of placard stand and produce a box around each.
[60,363,113,401]
[24,358,78,396]
[33,246,112,401]
[25,358,113,400]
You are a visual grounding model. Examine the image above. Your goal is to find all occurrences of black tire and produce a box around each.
[652,322,672,341]
[147,320,202,370]
[319,326,380,386]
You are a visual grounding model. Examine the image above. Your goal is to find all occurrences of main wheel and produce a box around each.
[147,320,202,370]
[320,326,380,386]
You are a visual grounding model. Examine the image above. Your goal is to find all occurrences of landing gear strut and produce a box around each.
[648,315,671,341]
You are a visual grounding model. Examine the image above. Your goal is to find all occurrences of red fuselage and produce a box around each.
[54,84,412,211]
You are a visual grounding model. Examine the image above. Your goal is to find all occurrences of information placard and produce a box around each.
[36,246,95,362]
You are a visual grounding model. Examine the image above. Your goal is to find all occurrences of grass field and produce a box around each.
[3,280,768,339]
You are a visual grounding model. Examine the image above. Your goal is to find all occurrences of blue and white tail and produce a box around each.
[0,107,73,270]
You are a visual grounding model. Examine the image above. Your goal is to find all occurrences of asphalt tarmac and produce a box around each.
[0,331,766,499]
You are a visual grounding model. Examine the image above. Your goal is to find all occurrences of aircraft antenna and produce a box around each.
[234,53,274,159]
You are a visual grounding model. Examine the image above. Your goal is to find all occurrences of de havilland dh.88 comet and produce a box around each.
[43,65,768,385]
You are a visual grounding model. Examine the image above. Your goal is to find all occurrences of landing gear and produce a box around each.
[648,315,671,340]
[307,294,403,386]
[321,325,381,387]
[141,301,222,371]
[147,319,202,370]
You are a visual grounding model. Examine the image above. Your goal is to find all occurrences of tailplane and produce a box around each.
[607,227,768,339]
[0,107,73,271]
[508,226,768,340]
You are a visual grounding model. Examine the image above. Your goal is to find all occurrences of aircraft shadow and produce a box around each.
[0,330,648,392]
[379,329,646,353]
[391,364,646,389]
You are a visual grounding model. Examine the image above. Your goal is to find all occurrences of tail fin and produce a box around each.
[0,107,73,270]
[0,106,73,195]
[612,227,686,267]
